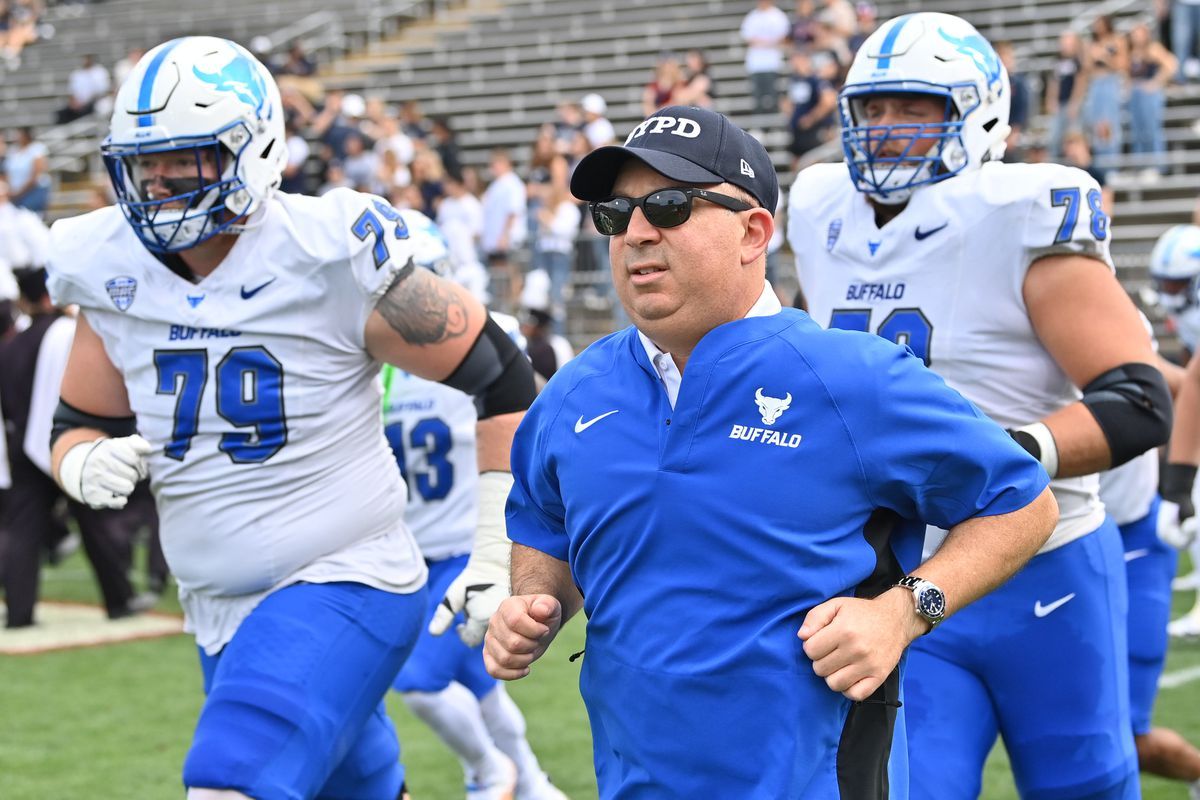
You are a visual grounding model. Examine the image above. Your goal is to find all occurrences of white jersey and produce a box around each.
[789,161,1112,553]
[381,369,478,561]
[379,311,524,561]
[1098,450,1157,527]
[46,188,428,654]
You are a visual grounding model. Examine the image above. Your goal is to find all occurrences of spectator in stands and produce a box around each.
[1172,0,1200,80]
[428,116,462,179]
[1082,14,1128,174]
[481,148,528,306]
[526,123,570,244]
[438,169,484,262]
[642,53,685,116]
[789,0,819,51]
[531,179,580,334]
[375,148,411,199]
[399,99,430,142]
[819,0,857,40]
[1062,129,1115,215]
[2,0,40,68]
[4,127,48,216]
[110,47,144,96]
[518,305,574,382]
[847,2,878,54]
[996,42,1031,158]
[280,41,315,78]
[374,113,415,172]
[341,131,380,194]
[741,0,791,113]
[316,159,352,196]
[1128,20,1177,179]
[810,18,853,84]
[580,93,616,149]
[410,148,446,219]
[0,176,47,270]
[552,100,585,163]
[1045,29,1086,157]
[56,53,110,124]
[676,49,716,109]
[311,90,361,162]
[279,115,311,195]
[782,48,836,170]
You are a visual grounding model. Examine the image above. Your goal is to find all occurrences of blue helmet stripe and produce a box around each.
[876,14,914,70]
[137,38,184,128]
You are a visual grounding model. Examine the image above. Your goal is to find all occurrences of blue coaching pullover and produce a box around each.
[507,309,1048,799]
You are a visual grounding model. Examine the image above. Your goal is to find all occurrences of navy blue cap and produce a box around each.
[570,106,778,211]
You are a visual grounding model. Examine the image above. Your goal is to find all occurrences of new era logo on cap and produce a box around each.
[570,105,779,212]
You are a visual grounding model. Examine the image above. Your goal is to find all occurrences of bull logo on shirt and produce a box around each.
[755,388,792,426]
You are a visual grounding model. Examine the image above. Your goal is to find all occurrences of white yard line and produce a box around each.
[1159,664,1200,690]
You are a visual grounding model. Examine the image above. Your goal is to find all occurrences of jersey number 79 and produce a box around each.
[154,346,287,463]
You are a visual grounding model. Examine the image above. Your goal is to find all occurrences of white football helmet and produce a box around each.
[1149,224,1200,314]
[839,12,1011,204]
[102,36,286,252]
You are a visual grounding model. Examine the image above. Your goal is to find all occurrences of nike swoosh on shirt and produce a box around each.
[1033,593,1076,618]
[914,222,949,240]
[1124,548,1151,562]
[575,410,619,434]
[240,277,277,299]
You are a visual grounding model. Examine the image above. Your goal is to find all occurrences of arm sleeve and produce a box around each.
[505,396,570,561]
[836,336,1050,529]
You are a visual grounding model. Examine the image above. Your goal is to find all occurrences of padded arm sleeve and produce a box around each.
[1081,362,1172,468]
[441,315,537,419]
[50,399,137,449]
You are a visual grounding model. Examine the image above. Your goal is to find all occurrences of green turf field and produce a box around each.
[1,547,1197,799]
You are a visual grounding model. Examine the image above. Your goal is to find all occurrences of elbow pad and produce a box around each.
[441,316,537,419]
[1080,362,1172,468]
[50,399,137,449]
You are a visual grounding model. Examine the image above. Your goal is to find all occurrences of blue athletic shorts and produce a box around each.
[391,555,497,699]
[905,520,1139,800]
[1120,496,1179,736]
[183,581,427,800]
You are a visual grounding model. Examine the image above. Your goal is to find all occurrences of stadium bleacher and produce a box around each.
[6,0,1191,342]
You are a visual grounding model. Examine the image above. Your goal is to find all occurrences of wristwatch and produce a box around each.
[895,576,946,630]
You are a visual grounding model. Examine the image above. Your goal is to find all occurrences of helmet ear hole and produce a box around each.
[259,137,276,160]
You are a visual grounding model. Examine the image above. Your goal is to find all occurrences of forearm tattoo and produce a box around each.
[376,260,471,345]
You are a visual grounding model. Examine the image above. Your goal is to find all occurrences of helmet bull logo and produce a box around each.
[755,388,792,426]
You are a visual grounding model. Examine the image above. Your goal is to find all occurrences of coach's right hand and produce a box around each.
[483,594,562,680]
[58,435,152,509]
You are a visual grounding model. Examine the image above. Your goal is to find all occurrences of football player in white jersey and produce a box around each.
[1151,224,1200,627]
[44,38,535,800]
[788,13,1172,799]
[1098,311,1200,793]
[382,363,568,800]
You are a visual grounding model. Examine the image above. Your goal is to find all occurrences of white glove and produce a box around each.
[429,471,513,647]
[58,435,153,510]
[1157,499,1200,550]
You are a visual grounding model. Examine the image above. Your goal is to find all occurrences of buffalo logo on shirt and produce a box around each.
[105,276,137,312]
[826,218,842,252]
[728,387,803,449]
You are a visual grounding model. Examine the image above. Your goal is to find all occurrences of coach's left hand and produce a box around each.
[798,588,929,701]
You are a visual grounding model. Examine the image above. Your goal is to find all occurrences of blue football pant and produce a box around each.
[1119,497,1179,735]
[905,522,1139,799]
[183,581,427,800]
[391,554,497,699]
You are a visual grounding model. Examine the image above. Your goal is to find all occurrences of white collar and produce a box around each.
[637,281,781,408]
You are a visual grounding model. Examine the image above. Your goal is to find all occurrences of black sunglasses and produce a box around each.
[590,187,754,236]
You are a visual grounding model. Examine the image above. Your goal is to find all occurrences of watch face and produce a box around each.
[917,586,946,619]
